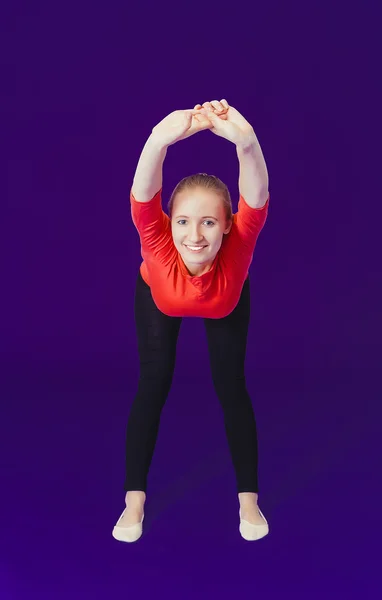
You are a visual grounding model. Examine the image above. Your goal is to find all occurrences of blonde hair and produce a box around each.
[167,173,233,223]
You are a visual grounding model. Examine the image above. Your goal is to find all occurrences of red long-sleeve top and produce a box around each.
[130,189,269,319]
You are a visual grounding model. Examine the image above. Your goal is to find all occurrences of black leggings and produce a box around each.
[124,270,259,494]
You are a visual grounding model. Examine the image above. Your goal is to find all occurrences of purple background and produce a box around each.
[1,1,381,598]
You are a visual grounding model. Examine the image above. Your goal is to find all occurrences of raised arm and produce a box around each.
[131,109,215,203]
[197,100,269,209]
[236,133,269,209]
[131,135,168,203]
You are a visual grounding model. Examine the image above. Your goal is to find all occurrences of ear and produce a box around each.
[223,219,233,235]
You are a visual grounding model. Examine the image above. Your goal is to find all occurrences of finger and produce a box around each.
[210,100,225,113]
[192,114,213,130]
[220,99,229,110]
[201,107,227,120]
[194,109,210,119]
[202,102,213,111]
[200,106,221,118]
[199,118,214,130]
[201,109,223,127]
[194,104,203,110]
[193,111,211,123]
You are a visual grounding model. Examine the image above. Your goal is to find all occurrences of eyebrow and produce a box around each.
[174,215,218,220]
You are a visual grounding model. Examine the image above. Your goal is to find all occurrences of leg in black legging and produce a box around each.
[203,277,259,493]
[124,271,182,492]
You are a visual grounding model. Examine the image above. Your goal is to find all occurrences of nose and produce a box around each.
[187,226,204,244]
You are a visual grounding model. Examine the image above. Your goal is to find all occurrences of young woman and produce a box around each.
[112,99,270,543]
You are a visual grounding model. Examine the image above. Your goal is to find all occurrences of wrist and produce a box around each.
[148,132,170,152]
[235,129,257,152]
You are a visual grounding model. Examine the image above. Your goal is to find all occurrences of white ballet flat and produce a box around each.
[112,508,144,543]
[239,506,269,541]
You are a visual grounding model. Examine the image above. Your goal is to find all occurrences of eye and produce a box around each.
[176,220,215,226]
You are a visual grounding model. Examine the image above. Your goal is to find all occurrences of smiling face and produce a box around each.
[171,186,232,276]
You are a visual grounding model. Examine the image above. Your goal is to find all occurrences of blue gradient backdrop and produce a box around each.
[1,1,381,598]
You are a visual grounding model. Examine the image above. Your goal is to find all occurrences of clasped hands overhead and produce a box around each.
[151,99,256,148]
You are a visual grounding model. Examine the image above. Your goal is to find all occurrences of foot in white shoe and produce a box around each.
[238,492,269,541]
[112,507,144,543]
[117,505,144,528]
[239,506,269,541]
[240,504,267,526]
[112,491,146,543]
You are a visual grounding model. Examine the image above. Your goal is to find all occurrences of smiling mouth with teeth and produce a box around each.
[184,245,207,252]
